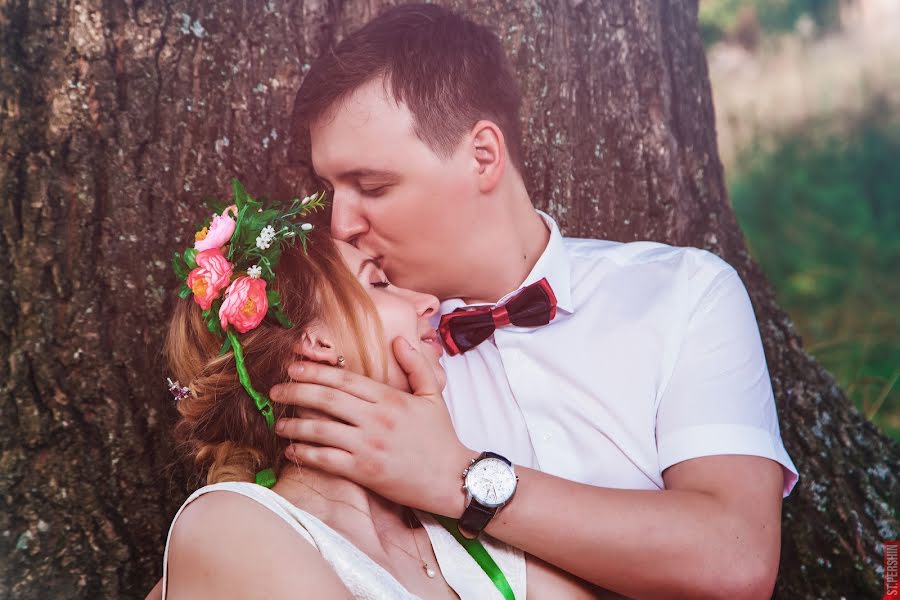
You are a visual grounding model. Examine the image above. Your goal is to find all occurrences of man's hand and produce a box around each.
[270,336,475,516]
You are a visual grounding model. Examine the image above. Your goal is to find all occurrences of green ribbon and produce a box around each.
[255,468,277,488]
[227,329,275,430]
[226,329,278,488]
[432,514,516,600]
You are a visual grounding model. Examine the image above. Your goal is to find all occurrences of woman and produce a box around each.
[160,222,594,598]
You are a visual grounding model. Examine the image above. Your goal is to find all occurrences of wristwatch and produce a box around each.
[458,451,518,538]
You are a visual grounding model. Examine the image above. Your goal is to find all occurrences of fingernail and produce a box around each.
[276,420,285,433]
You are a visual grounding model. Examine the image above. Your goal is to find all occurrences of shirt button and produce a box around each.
[542,432,552,441]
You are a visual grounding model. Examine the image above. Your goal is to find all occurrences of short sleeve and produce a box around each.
[655,262,799,497]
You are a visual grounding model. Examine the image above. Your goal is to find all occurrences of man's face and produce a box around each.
[310,78,482,299]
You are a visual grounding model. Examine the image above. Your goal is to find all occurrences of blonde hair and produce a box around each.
[165,231,384,484]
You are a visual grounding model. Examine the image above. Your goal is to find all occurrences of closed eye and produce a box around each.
[359,185,388,197]
[371,280,391,288]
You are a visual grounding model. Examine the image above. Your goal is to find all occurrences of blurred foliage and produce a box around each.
[730,117,900,440]
[700,0,839,45]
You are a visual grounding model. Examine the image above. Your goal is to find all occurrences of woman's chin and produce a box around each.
[429,358,448,391]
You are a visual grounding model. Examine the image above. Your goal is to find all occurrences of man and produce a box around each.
[273,4,799,598]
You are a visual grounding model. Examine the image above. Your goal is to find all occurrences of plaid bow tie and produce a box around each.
[438,278,558,356]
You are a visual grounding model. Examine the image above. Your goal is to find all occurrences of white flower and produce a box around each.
[255,235,271,250]
[247,265,262,279]
[261,225,276,240]
[301,195,312,206]
[301,223,313,231]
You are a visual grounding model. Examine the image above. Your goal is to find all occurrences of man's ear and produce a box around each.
[471,120,506,194]
[292,327,340,366]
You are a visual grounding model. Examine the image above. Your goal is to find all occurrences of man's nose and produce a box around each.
[330,192,368,243]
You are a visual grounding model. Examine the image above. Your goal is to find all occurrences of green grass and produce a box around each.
[700,0,839,45]
[730,119,900,440]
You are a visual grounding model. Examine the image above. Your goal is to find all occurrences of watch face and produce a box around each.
[465,457,517,508]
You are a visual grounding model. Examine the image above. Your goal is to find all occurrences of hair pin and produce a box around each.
[167,377,191,402]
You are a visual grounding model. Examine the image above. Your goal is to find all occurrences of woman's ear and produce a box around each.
[471,120,506,194]
[293,326,340,366]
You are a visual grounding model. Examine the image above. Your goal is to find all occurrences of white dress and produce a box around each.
[162,482,526,599]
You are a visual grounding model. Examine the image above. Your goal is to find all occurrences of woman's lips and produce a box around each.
[420,329,444,357]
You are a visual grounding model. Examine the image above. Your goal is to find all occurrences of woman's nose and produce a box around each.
[414,290,440,319]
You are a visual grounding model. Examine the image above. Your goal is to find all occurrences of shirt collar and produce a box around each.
[439,210,574,315]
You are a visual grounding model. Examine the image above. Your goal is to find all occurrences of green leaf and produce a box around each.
[178,283,192,298]
[206,198,228,215]
[266,289,281,307]
[245,196,263,215]
[219,334,233,355]
[172,253,189,280]
[184,247,198,269]
[258,208,279,223]
[231,178,249,210]
[273,308,293,329]
[207,316,224,336]
[266,244,283,269]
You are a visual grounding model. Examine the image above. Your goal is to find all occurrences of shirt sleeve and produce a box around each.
[655,260,799,497]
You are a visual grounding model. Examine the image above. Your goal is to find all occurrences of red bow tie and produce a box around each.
[438,278,558,356]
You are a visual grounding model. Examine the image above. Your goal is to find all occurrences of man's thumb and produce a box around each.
[392,336,440,397]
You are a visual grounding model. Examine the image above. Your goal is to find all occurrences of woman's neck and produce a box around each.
[271,464,455,599]
[271,462,410,548]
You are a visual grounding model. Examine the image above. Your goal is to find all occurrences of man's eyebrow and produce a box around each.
[357,258,379,277]
[336,168,400,181]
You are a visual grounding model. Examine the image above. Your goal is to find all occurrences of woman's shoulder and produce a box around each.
[165,483,350,599]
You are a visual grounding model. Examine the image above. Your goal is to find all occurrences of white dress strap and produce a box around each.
[162,482,421,599]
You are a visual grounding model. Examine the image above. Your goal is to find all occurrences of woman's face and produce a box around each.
[336,240,446,391]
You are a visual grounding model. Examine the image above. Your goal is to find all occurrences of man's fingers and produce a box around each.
[271,382,367,425]
[392,337,441,397]
[286,443,354,478]
[276,418,360,451]
[284,361,389,402]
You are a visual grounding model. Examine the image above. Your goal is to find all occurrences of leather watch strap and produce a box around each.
[481,451,511,464]
[458,499,497,538]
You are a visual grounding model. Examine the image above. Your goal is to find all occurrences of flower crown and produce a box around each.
[170,178,326,486]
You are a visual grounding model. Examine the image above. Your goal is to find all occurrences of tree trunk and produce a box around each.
[1,1,896,598]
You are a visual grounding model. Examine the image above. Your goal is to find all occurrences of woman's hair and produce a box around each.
[165,231,383,485]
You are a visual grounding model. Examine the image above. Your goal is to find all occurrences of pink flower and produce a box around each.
[219,276,268,333]
[187,249,234,310]
[194,205,238,252]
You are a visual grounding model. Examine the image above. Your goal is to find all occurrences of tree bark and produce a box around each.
[1,1,896,598]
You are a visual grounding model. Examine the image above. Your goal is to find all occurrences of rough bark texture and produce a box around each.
[1,1,896,598]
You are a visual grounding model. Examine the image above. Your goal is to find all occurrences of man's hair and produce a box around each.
[293,3,524,172]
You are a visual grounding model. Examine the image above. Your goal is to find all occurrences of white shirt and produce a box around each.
[439,212,799,496]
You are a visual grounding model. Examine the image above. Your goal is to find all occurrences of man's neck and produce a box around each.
[458,180,551,305]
